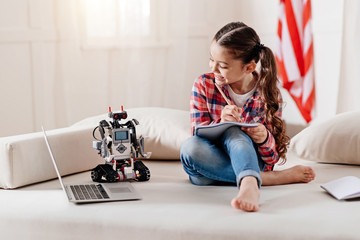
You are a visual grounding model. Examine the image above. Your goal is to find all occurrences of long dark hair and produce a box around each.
[214,22,289,161]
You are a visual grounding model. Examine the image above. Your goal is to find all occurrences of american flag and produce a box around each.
[276,0,315,123]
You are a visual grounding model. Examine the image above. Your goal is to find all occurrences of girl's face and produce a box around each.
[209,41,255,92]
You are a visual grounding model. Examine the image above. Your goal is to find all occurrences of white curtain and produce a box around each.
[49,0,193,129]
[1,0,249,137]
[337,0,360,113]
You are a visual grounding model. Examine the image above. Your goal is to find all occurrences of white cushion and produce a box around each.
[73,107,191,159]
[0,107,191,189]
[289,111,360,165]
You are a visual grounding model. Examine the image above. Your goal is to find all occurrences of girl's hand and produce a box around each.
[241,123,268,144]
[220,105,241,122]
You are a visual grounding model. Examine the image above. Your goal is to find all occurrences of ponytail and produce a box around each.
[257,46,290,162]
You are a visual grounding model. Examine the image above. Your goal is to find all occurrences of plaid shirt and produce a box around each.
[190,73,282,171]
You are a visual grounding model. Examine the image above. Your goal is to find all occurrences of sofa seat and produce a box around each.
[1,153,360,240]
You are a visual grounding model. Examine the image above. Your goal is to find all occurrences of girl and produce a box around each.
[180,22,315,212]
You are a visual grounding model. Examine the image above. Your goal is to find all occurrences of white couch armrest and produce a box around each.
[0,126,100,189]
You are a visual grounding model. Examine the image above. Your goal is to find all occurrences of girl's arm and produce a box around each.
[256,102,284,166]
[242,124,279,166]
[256,129,279,165]
[190,75,222,134]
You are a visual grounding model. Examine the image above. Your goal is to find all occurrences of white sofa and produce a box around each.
[1,108,360,240]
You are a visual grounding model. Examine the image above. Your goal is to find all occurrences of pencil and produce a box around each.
[215,82,231,105]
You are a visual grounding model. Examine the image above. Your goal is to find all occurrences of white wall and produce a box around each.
[0,0,344,137]
[312,0,344,123]
[0,0,57,136]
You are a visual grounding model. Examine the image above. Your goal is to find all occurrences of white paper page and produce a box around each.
[321,176,360,200]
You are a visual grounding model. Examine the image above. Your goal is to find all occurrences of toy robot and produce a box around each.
[91,106,151,182]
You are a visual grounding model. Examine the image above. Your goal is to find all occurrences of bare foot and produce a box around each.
[261,165,316,186]
[287,165,316,183]
[231,176,260,212]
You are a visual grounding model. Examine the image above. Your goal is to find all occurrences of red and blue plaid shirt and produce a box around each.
[190,73,283,171]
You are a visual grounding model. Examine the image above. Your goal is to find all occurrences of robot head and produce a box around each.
[109,111,127,120]
[108,106,127,121]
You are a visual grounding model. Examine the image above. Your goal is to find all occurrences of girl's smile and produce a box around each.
[214,74,225,82]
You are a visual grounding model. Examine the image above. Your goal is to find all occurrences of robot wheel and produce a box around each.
[134,160,150,181]
[91,164,118,182]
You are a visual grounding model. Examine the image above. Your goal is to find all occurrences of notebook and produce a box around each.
[195,122,257,141]
[321,176,360,200]
[41,126,142,203]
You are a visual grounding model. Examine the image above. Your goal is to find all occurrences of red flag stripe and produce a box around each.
[304,42,313,73]
[284,0,305,76]
[277,19,283,40]
[303,0,311,29]
[275,55,291,89]
[304,87,315,112]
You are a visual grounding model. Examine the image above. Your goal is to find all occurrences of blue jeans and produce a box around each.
[180,126,265,188]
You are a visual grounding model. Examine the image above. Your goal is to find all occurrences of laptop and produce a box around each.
[41,126,142,203]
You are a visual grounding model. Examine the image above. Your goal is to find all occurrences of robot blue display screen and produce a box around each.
[114,131,128,141]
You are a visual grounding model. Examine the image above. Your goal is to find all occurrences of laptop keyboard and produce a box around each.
[70,184,110,201]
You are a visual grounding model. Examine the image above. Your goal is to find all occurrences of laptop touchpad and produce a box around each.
[109,187,131,193]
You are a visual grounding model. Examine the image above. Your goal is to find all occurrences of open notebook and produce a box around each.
[321,176,360,200]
